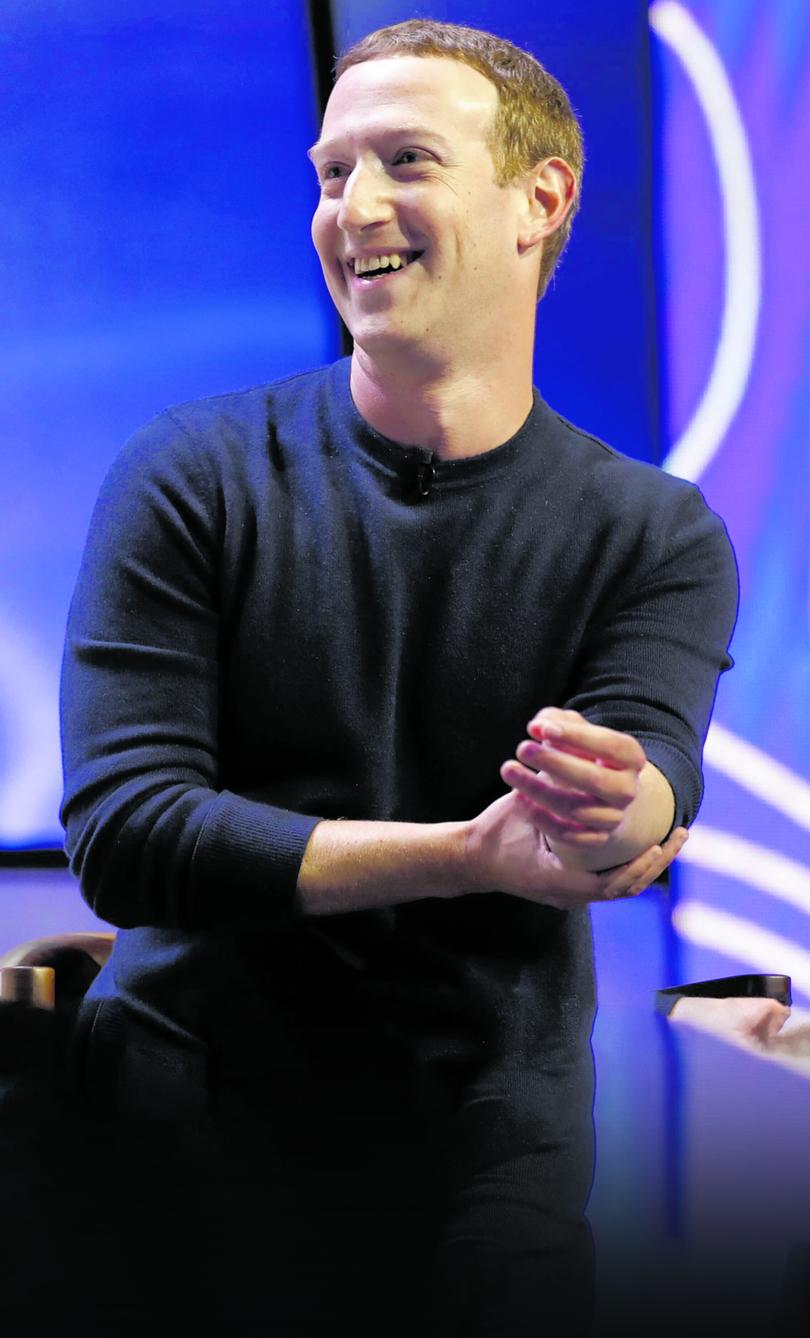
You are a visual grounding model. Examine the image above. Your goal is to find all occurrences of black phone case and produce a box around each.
[654,973,792,1016]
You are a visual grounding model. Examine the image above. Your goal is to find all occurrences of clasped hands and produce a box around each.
[466,707,688,910]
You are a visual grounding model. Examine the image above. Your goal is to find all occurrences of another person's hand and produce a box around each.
[500,707,648,849]
[670,996,792,1044]
[465,788,688,910]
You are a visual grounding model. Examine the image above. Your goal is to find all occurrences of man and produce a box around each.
[59,19,738,1337]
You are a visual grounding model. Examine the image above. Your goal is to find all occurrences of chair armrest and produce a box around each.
[0,932,116,971]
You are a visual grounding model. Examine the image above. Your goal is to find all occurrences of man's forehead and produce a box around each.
[316,54,498,145]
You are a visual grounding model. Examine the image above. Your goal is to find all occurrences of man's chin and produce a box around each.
[349,322,424,358]
[356,329,448,369]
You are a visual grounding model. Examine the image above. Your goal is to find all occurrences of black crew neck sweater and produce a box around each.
[60,358,738,1064]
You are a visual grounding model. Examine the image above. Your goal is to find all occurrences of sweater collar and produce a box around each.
[327,357,551,487]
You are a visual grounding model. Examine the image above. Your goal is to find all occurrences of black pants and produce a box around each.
[45,996,596,1337]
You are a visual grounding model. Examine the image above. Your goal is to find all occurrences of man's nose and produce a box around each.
[337,164,395,231]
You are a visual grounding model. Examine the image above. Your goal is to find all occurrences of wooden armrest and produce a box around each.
[0,932,116,972]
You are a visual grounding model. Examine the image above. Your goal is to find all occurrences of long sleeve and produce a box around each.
[59,411,321,931]
[56,362,739,1074]
[60,366,738,950]
[562,477,739,829]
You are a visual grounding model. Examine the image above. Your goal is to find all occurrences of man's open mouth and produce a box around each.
[349,251,424,280]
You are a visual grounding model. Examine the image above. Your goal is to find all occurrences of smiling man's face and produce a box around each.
[309,55,533,367]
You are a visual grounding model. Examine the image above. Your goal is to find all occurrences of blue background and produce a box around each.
[2,0,658,847]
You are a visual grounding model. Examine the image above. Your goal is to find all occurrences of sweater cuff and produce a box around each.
[189,790,323,928]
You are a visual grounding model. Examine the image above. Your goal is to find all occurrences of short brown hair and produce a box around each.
[334,19,584,297]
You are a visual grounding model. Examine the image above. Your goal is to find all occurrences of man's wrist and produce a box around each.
[294,816,474,915]
[545,761,676,872]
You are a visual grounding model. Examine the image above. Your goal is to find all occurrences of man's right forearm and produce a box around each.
[294,795,689,918]
[294,818,475,916]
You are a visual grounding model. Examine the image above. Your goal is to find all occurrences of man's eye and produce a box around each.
[394,150,422,166]
[322,164,346,181]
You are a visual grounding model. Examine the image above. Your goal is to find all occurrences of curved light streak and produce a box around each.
[0,608,62,843]
[650,1,761,483]
[679,826,810,916]
[673,902,810,1000]
[704,722,810,833]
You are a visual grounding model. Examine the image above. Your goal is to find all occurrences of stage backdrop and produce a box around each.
[1,0,659,851]
[2,0,340,847]
[651,0,810,1002]
[646,0,810,1301]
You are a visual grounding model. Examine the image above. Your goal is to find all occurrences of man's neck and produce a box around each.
[349,346,536,462]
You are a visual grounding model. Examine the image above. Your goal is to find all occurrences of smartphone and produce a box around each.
[655,973,792,1016]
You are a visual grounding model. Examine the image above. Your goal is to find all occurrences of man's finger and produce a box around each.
[506,764,625,832]
[527,713,646,771]
[511,789,612,845]
[600,827,689,900]
[509,747,638,809]
[624,827,688,895]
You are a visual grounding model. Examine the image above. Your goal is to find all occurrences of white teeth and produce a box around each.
[353,252,411,275]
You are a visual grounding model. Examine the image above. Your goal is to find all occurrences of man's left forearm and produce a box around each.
[548,762,676,872]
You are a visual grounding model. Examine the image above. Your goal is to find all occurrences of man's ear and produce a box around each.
[517,157,578,254]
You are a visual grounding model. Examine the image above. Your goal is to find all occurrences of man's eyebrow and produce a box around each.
[307,127,453,162]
